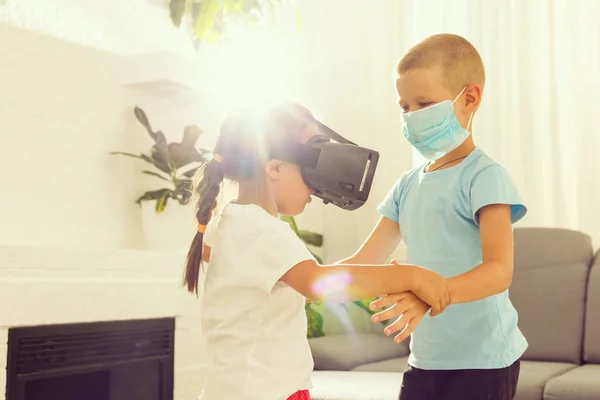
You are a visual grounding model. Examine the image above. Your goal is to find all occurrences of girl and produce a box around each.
[183,100,449,400]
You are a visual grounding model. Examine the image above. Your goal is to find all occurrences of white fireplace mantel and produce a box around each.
[0,245,206,400]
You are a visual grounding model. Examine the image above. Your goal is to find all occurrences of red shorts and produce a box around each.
[287,390,311,400]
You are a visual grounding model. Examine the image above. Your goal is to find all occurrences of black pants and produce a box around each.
[399,359,521,400]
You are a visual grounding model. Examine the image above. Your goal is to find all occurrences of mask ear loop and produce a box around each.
[452,86,468,104]
[452,86,475,131]
[467,112,474,131]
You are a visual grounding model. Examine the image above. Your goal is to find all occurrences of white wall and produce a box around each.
[0,24,148,249]
[0,0,195,56]
[0,0,415,261]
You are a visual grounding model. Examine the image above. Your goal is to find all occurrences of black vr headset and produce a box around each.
[271,121,380,211]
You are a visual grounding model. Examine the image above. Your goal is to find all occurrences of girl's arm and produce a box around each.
[281,260,450,315]
[201,244,211,263]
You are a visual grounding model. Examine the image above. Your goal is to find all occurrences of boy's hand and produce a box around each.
[370,292,430,343]
[389,259,450,315]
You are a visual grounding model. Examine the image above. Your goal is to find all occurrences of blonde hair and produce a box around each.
[397,34,486,95]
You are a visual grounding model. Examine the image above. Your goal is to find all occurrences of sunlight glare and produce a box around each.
[201,25,300,109]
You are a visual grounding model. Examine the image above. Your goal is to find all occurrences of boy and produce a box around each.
[340,34,527,400]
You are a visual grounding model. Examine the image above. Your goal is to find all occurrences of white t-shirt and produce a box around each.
[199,203,315,400]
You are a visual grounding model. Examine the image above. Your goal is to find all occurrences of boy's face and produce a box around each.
[395,67,475,130]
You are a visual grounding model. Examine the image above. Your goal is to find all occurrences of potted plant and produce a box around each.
[111,107,211,248]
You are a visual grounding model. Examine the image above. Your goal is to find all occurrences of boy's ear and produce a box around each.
[265,160,283,179]
[464,84,482,113]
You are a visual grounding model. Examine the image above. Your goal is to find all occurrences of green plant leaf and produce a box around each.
[194,0,222,41]
[142,170,170,182]
[169,0,188,27]
[298,230,323,247]
[132,107,171,173]
[223,0,243,15]
[133,107,167,145]
[173,179,192,204]
[353,298,386,325]
[305,303,325,338]
[156,190,171,213]
[135,188,172,205]
[279,215,299,233]
[167,125,210,169]
[310,251,323,264]
[109,152,154,164]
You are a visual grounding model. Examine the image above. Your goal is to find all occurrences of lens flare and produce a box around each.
[201,25,300,109]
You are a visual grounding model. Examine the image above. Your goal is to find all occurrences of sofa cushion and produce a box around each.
[513,228,593,267]
[584,251,600,362]
[351,356,409,372]
[311,371,402,400]
[510,228,593,364]
[543,364,600,400]
[514,361,576,400]
[310,333,409,371]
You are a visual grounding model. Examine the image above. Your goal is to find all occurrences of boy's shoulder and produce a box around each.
[465,148,506,173]
[460,148,515,187]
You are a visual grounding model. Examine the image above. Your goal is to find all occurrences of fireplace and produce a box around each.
[5,318,175,400]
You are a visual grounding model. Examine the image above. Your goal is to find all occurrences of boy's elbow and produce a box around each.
[496,263,513,293]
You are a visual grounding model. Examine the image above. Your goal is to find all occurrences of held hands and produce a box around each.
[369,292,430,343]
[411,267,451,316]
[367,260,451,343]
[391,259,450,316]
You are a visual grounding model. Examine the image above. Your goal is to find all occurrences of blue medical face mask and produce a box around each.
[402,87,473,160]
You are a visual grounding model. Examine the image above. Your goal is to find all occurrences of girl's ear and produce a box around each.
[265,160,282,180]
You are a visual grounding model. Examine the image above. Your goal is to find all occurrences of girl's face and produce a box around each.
[266,124,320,216]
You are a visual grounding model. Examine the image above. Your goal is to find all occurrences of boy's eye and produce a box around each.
[401,105,410,113]
[419,102,433,108]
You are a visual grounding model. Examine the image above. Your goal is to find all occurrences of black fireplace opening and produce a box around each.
[6,318,175,400]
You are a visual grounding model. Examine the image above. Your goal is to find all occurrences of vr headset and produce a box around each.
[271,121,380,211]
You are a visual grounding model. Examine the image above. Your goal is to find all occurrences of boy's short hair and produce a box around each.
[397,34,486,94]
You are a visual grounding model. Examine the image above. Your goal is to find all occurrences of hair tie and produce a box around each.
[197,224,207,233]
[213,153,224,163]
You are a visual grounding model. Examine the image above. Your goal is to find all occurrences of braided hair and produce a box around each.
[183,160,224,294]
[183,100,317,295]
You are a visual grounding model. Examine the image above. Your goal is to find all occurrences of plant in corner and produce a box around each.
[168,0,300,44]
[280,216,385,338]
[110,107,211,213]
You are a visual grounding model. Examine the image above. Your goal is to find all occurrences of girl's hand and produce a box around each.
[370,292,430,343]
[412,268,451,316]
[388,259,450,315]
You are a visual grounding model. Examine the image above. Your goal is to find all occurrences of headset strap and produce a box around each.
[315,120,357,146]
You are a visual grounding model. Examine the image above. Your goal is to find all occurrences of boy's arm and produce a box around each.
[336,216,402,265]
[444,203,514,306]
[369,204,514,318]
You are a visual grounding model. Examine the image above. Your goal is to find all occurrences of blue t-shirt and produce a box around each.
[378,147,528,370]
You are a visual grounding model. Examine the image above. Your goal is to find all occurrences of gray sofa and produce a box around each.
[309,228,600,400]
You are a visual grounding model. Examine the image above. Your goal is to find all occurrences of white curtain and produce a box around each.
[407,0,600,247]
